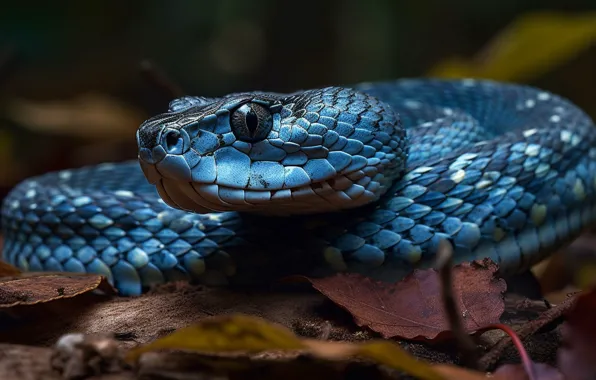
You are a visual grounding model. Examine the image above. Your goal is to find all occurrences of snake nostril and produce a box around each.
[163,129,183,153]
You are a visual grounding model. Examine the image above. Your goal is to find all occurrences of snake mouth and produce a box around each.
[155,177,376,215]
[139,149,385,215]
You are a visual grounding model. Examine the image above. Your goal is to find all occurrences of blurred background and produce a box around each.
[0,0,595,202]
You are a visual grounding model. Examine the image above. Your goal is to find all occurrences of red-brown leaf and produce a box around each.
[308,259,506,340]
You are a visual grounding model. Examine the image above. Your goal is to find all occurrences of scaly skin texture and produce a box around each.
[2,79,596,296]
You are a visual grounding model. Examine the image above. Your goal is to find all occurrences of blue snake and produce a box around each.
[2,79,596,296]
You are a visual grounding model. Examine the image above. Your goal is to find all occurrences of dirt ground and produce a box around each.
[0,279,566,380]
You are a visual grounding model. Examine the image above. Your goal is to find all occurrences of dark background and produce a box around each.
[0,1,595,198]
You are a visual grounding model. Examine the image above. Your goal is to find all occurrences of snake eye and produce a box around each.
[230,103,273,142]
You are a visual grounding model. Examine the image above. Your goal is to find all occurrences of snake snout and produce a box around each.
[137,117,193,186]
[161,128,190,155]
[137,118,191,159]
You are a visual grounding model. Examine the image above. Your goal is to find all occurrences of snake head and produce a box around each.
[137,87,407,215]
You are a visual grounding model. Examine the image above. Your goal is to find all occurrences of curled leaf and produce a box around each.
[0,273,117,307]
[0,261,21,277]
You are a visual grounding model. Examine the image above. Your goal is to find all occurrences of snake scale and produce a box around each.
[2,79,596,296]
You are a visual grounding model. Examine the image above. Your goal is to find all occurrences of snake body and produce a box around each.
[2,79,596,296]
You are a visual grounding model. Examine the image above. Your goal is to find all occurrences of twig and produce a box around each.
[478,293,578,370]
[435,240,479,369]
[139,60,185,99]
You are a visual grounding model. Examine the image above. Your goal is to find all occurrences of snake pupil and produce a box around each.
[245,108,259,135]
[230,102,272,142]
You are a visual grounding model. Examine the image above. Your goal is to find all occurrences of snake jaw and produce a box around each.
[138,158,162,184]
[152,175,385,216]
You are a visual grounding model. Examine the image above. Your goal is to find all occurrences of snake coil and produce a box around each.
[2,79,596,295]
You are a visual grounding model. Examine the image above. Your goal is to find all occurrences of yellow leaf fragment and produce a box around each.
[429,11,596,81]
[127,314,451,379]
[305,340,445,380]
[126,314,305,361]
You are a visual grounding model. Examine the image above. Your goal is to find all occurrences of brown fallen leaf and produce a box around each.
[0,273,117,307]
[127,313,462,380]
[307,259,506,340]
[557,288,596,380]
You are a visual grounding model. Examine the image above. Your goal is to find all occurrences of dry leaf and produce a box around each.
[0,261,21,277]
[127,313,305,359]
[5,94,145,139]
[307,260,506,340]
[0,273,117,307]
[127,314,451,380]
